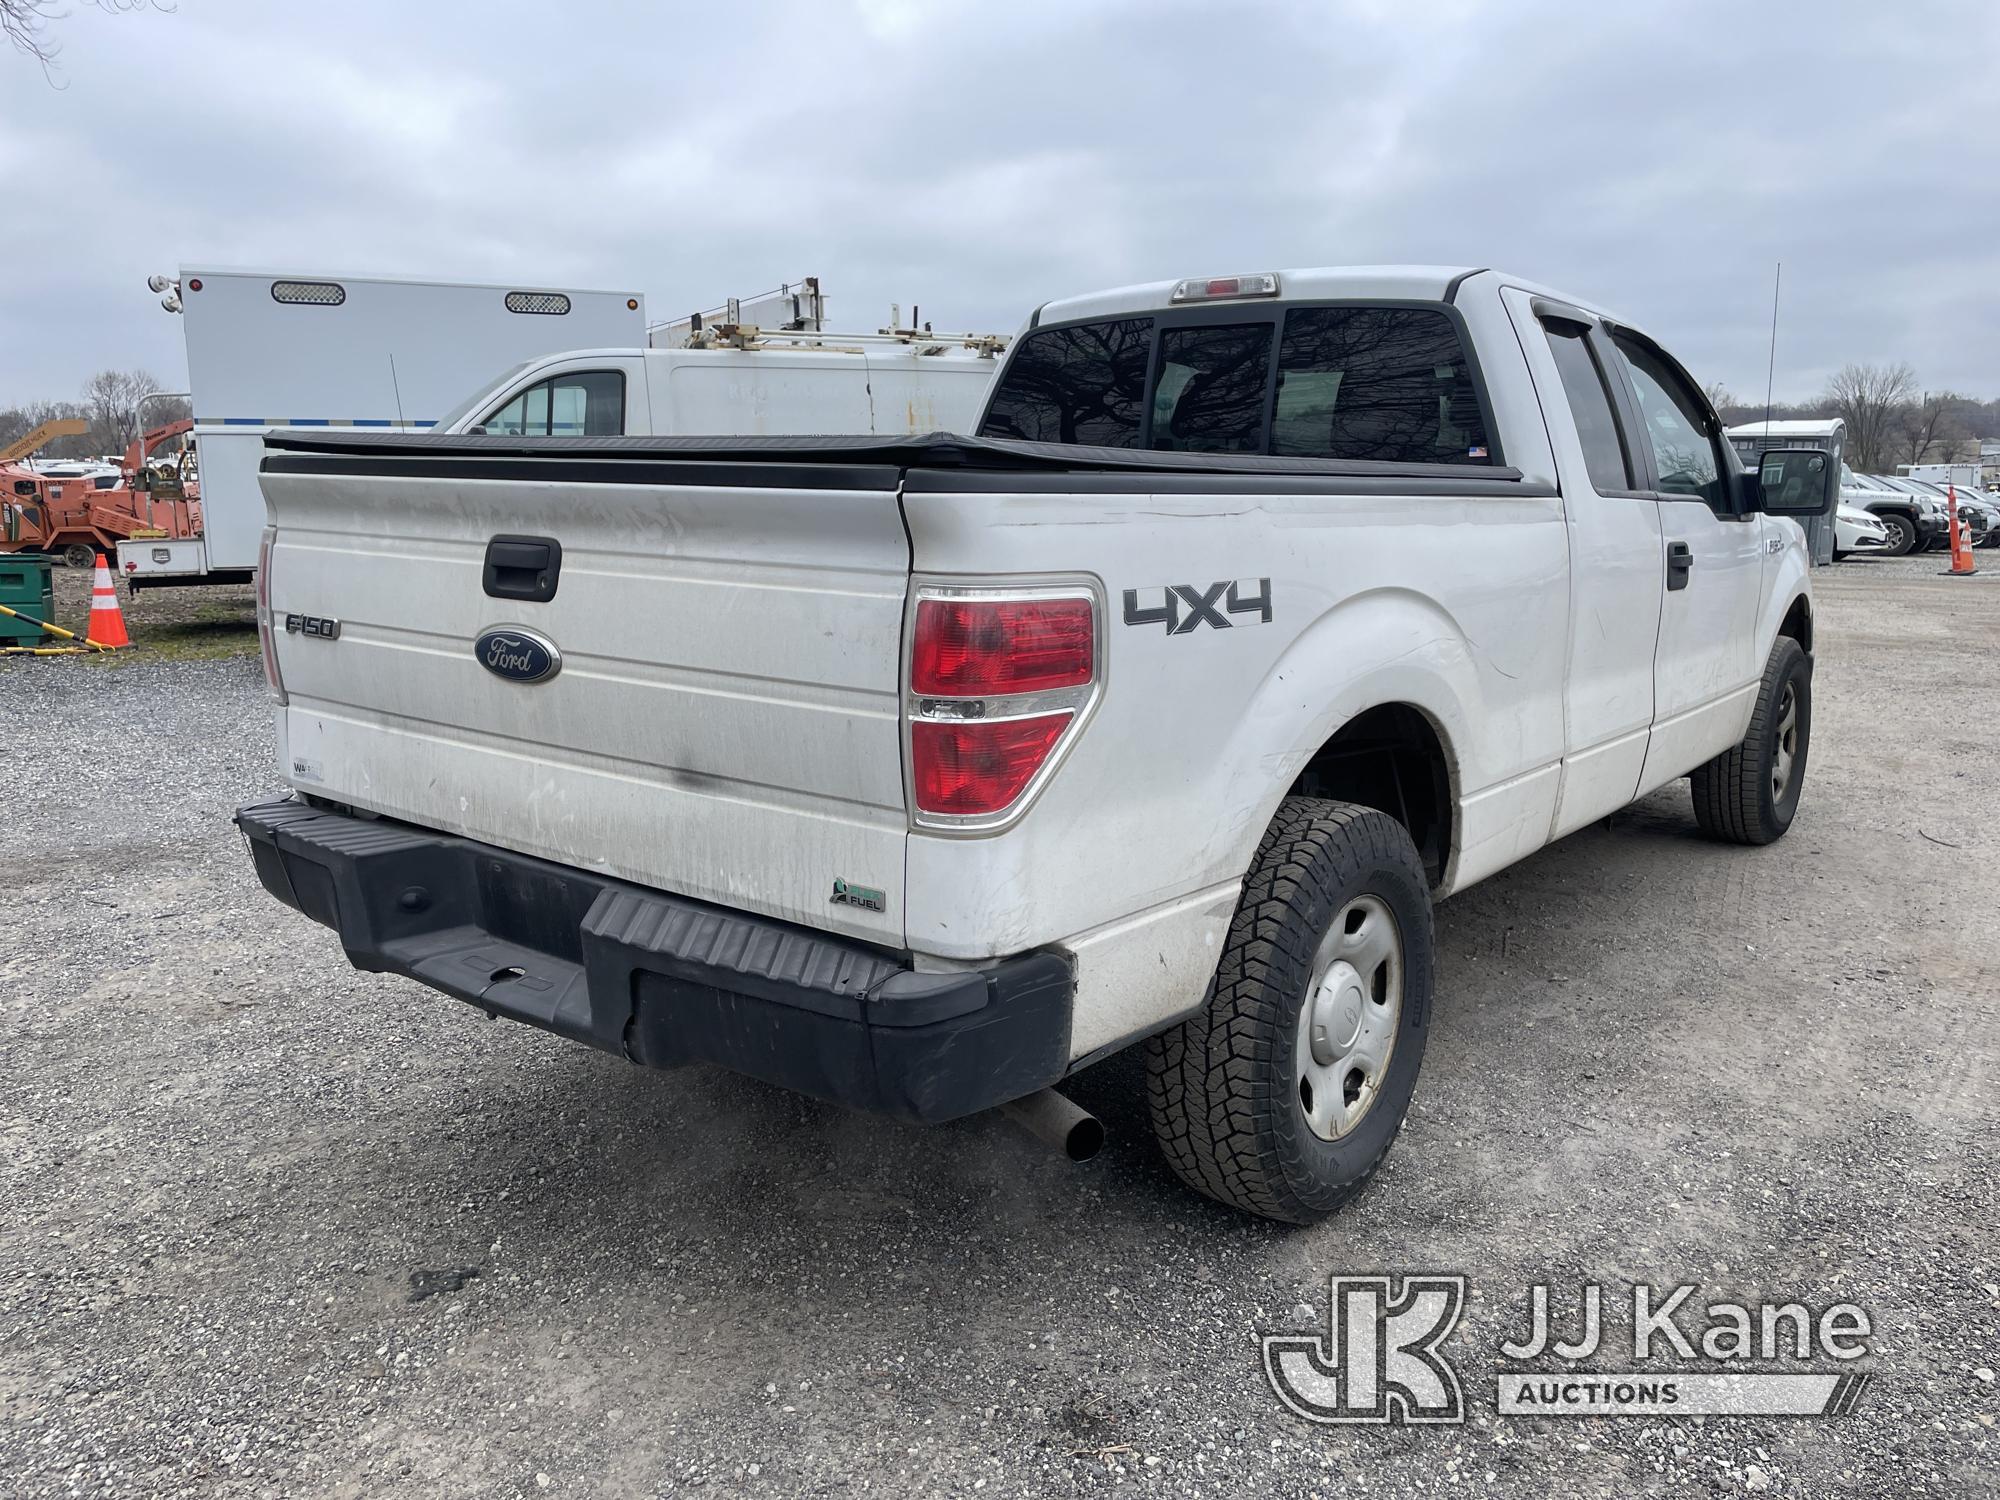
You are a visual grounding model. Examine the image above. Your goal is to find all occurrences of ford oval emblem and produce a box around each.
[474,625,561,684]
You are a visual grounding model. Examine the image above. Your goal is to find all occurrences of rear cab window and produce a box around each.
[979,318,1151,447]
[979,302,1496,464]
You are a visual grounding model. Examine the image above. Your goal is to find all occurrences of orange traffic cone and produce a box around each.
[1943,486,1979,576]
[86,552,132,648]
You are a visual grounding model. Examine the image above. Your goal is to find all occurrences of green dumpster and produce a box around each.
[0,553,57,643]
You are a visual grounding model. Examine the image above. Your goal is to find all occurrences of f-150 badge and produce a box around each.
[284,613,341,640]
[1122,579,1272,635]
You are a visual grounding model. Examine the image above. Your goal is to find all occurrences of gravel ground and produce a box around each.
[1,553,1994,1498]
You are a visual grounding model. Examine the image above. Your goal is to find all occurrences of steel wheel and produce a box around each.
[1295,894,1403,1141]
[1771,682,1798,801]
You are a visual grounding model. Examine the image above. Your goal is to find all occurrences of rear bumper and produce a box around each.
[234,798,1073,1123]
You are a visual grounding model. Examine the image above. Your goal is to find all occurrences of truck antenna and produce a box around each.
[1761,262,1781,436]
[389,353,408,429]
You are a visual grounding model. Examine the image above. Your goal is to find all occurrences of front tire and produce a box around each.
[1146,798,1433,1223]
[1878,514,1916,556]
[1690,636,1811,845]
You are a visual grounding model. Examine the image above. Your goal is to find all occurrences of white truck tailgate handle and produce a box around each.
[483,534,562,602]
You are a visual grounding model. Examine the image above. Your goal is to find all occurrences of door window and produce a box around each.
[1543,321,1633,492]
[1612,337,1725,512]
[479,370,625,436]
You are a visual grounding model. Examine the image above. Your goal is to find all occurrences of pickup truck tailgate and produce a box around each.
[258,439,910,945]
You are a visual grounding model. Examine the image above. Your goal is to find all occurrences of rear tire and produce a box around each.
[1145,798,1433,1223]
[1877,514,1916,557]
[61,543,96,571]
[1832,550,1849,562]
[1690,636,1811,846]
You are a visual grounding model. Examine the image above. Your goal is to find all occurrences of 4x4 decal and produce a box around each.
[1122,578,1272,634]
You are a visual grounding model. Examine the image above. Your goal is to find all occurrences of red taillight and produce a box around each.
[911,597,1093,697]
[912,713,1071,817]
[256,525,286,705]
[906,586,1098,826]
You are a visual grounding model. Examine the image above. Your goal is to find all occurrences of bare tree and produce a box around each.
[1824,361,1917,471]
[0,398,91,457]
[1896,390,1964,468]
[80,368,163,453]
[4,0,171,79]
[1702,380,1735,415]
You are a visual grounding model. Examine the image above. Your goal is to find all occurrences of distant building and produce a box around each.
[1982,438,1999,490]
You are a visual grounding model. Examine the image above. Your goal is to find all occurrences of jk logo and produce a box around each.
[1262,1275,1467,1425]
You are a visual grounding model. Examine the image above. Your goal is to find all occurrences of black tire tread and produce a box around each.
[1145,797,1430,1223]
[1690,636,1806,846]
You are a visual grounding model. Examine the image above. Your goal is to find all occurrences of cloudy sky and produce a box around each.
[2,0,1995,409]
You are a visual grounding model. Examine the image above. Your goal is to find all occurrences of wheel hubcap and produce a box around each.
[1771,683,1798,801]
[1296,895,1403,1142]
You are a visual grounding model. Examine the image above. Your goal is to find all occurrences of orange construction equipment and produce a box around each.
[1944,484,1979,576]
[87,553,132,648]
[0,418,89,466]
[1,418,201,570]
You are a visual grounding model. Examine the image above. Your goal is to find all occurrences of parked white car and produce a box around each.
[238,265,1835,1222]
[1833,503,1890,559]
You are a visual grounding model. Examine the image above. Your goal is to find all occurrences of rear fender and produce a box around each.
[1220,587,1481,887]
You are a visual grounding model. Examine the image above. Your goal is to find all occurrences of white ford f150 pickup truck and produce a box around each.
[237,266,1835,1222]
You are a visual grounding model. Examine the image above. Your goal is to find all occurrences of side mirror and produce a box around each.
[1756,448,1837,518]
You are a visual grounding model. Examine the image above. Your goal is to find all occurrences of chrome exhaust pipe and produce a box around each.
[1000,1088,1104,1162]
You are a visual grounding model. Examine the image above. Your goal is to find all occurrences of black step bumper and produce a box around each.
[233,798,1073,1123]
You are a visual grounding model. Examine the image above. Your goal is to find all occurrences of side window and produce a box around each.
[480,371,625,436]
[522,381,550,436]
[1612,336,1725,511]
[479,386,531,435]
[1149,322,1272,453]
[548,371,624,435]
[978,318,1152,447]
[1542,320,1633,492]
[1272,307,1492,463]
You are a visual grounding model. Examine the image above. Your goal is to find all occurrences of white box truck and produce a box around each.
[120,268,648,589]
[125,269,1005,588]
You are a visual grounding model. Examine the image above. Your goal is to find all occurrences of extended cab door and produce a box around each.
[1501,289,1663,835]
[1604,333,1765,794]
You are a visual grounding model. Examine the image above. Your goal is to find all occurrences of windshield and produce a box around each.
[433,360,539,432]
